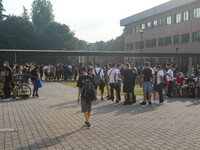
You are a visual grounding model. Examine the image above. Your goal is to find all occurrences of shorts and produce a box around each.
[153,83,158,91]
[143,82,151,94]
[81,98,92,113]
[123,82,133,93]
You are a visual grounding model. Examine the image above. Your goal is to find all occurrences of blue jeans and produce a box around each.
[143,82,151,94]
[157,83,164,103]
[33,80,38,95]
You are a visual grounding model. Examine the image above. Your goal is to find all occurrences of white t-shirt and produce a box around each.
[107,68,117,83]
[167,69,174,82]
[94,67,104,80]
[157,70,164,85]
[116,69,121,81]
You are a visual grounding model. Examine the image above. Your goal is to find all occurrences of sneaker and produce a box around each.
[15,97,21,100]
[32,95,35,97]
[157,102,164,106]
[119,101,123,104]
[107,97,112,100]
[123,101,127,105]
[101,98,104,101]
[36,94,39,97]
[105,95,110,98]
[165,96,169,99]
[140,101,146,105]
[112,101,115,104]
[151,100,155,104]
[149,101,152,105]
[2,98,11,102]
[116,100,119,103]
[85,121,91,128]
[155,101,160,105]
[129,101,133,105]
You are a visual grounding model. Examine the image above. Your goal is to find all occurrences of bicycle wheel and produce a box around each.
[16,85,31,99]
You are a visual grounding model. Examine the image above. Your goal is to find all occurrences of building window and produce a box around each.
[167,16,172,25]
[182,33,189,44]
[183,11,189,21]
[136,25,141,33]
[153,20,158,28]
[135,41,144,49]
[147,22,152,30]
[126,43,133,50]
[174,33,189,45]
[159,36,172,46]
[146,39,156,48]
[176,13,182,23]
[160,16,171,26]
[194,7,200,18]
[126,27,133,35]
[141,24,145,30]
[193,31,200,42]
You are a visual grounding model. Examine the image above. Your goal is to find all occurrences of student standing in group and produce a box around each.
[140,62,153,105]
[107,63,121,104]
[1,61,12,102]
[130,63,137,103]
[104,64,111,99]
[166,64,174,98]
[116,63,122,103]
[77,67,95,128]
[30,66,39,97]
[156,65,164,105]
[94,63,104,100]
[122,64,133,105]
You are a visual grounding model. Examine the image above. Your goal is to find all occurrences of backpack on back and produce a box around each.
[94,69,102,85]
[82,78,95,101]
[36,78,42,88]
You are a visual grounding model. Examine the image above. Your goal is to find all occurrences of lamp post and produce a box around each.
[139,29,144,88]
[86,43,90,64]
[139,29,144,66]
[176,47,179,66]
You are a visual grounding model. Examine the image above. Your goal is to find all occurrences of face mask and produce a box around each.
[4,64,6,67]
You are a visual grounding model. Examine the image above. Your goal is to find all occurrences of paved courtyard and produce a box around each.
[1,82,200,150]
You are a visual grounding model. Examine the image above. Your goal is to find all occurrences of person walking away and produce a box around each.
[122,64,133,105]
[107,63,121,104]
[30,66,39,97]
[140,62,153,105]
[94,63,104,100]
[77,67,95,128]
[1,61,12,102]
[156,65,164,105]
[165,64,174,98]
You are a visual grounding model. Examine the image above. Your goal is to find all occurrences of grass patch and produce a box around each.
[60,80,143,96]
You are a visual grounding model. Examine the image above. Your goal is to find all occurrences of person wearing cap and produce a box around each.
[185,74,196,98]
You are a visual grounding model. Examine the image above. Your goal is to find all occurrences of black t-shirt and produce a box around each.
[142,68,152,82]
[4,67,12,82]
[30,69,38,81]
[131,69,137,84]
[77,75,95,89]
[123,69,133,83]
[186,78,195,87]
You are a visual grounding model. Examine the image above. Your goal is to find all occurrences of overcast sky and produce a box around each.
[3,0,170,43]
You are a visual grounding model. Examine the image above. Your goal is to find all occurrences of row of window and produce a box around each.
[126,7,200,35]
[126,31,200,50]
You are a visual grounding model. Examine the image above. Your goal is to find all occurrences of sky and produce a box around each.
[3,0,170,43]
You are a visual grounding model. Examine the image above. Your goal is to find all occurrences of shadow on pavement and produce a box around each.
[16,126,85,150]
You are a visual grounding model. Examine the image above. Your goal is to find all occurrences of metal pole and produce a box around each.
[14,52,16,64]
[141,33,143,65]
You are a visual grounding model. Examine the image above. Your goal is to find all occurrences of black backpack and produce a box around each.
[82,77,95,101]
[94,69,102,85]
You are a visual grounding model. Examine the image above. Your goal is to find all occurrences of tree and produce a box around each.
[0,16,37,49]
[22,6,30,21]
[31,0,54,29]
[0,0,5,21]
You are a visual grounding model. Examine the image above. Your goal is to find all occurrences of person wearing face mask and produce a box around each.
[30,66,39,97]
[1,61,12,102]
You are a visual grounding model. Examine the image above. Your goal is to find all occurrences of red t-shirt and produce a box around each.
[176,77,185,85]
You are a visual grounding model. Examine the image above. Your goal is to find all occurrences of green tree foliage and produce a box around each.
[0,16,37,49]
[22,6,30,21]
[31,0,54,29]
[0,0,5,21]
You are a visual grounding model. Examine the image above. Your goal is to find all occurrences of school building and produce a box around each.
[120,0,200,67]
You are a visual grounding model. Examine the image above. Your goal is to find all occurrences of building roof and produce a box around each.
[120,0,197,26]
